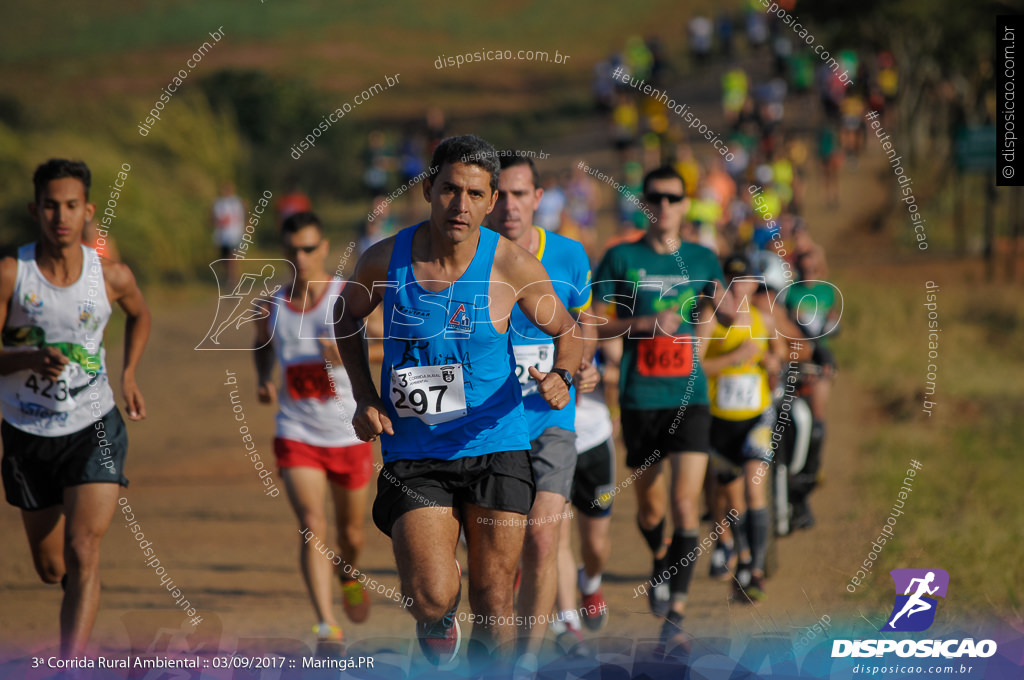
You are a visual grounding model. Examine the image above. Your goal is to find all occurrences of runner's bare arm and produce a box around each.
[575,308,599,364]
[334,238,394,439]
[705,339,765,375]
[104,259,150,420]
[0,257,68,378]
[364,306,385,365]
[760,312,785,379]
[700,279,734,340]
[254,300,276,404]
[573,310,600,392]
[500,243,583,409]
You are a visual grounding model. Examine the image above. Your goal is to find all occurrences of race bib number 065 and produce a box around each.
[390,364,467,425]
[637,335,693,377]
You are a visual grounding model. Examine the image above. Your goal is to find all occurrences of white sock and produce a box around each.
[578,568,602,595]
[562,608,580,629]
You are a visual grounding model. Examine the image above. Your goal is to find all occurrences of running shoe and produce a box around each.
[731,563,754,604]
[708,541,736,580]
[578,568,608,631]
[312,622,344,658]
[556,624,591,657]
[416,561,462,668]
[790,500,816,530]
[340,578,370,623]
[657,610,690,656]
[512,652,538,680]
[745,572,767,602]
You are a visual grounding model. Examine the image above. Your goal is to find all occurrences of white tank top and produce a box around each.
[213,196,245,229]
[0,244,116,436]
[574,388,614,454]
[268,278,361,447]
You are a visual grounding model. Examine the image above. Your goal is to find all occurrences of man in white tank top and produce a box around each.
[253,212,379,654]
[211,182,246,282]
[0,159,151,657]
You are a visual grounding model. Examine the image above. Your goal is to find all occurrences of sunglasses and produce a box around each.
[286,242,321,254]
[644,192,685,204]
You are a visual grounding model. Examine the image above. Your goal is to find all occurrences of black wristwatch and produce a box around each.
[550,368,573,389]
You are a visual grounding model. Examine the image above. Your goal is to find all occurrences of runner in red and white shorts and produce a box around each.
[254,211,375,652]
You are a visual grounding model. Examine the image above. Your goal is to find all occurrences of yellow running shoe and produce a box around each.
[341,578,370,623]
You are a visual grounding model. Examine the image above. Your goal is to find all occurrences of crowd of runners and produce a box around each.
[1,9,858,677]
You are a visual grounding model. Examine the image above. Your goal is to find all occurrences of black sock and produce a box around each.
[732,510,750,557]
[667,529,699,597]
[748,508,770,573]
[638,517,666,555]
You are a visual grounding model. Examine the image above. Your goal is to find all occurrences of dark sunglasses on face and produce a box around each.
[286,242,321,254]
[644,192,685,204]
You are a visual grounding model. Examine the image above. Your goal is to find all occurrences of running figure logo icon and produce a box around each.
[196,260,295,350]
[880,568,949,632]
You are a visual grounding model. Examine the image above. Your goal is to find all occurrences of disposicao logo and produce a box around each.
[832,569,998,659]
[881,568,948,632]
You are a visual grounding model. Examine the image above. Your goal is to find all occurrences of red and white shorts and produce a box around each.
[273,438,374,490]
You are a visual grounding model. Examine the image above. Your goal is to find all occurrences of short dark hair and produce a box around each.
[642,165,685,197]
[428,135,500,192]
[33,159,91,202]
[498,153,539,189]
[794,250,816,279]
[281,211,323,237]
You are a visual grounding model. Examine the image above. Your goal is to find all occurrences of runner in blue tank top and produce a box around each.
[334,136,584,669]
[484,154,597,660]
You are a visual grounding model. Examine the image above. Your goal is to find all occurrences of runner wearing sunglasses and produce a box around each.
[592,165,730,653]
[253,212,378,654]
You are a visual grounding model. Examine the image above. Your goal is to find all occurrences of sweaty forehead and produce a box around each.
[284,225,322,246]
[497,165,534,192]
[646,177,684,194]
[436,161,494,191]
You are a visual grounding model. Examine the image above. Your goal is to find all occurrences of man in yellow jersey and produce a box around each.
[703,254,785,601]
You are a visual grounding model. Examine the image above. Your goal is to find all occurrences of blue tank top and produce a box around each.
[509,228,592,440]
[379,223,529,462]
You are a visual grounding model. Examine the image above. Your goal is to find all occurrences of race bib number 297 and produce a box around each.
[390,364,467,425]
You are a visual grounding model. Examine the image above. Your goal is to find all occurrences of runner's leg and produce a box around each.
[330,479,368,569]
[61,483,119,656]
[666,452,709,616]
[519,490,568,654]
[392,505,462,623]
[633,461,667,550]
[22,505,66,584]
[554,500,578,623]
[578,514,611,584]
[462,503,526,660]
[282,467,336,626]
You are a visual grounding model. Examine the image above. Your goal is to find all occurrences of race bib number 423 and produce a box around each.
[390,364,467,425]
